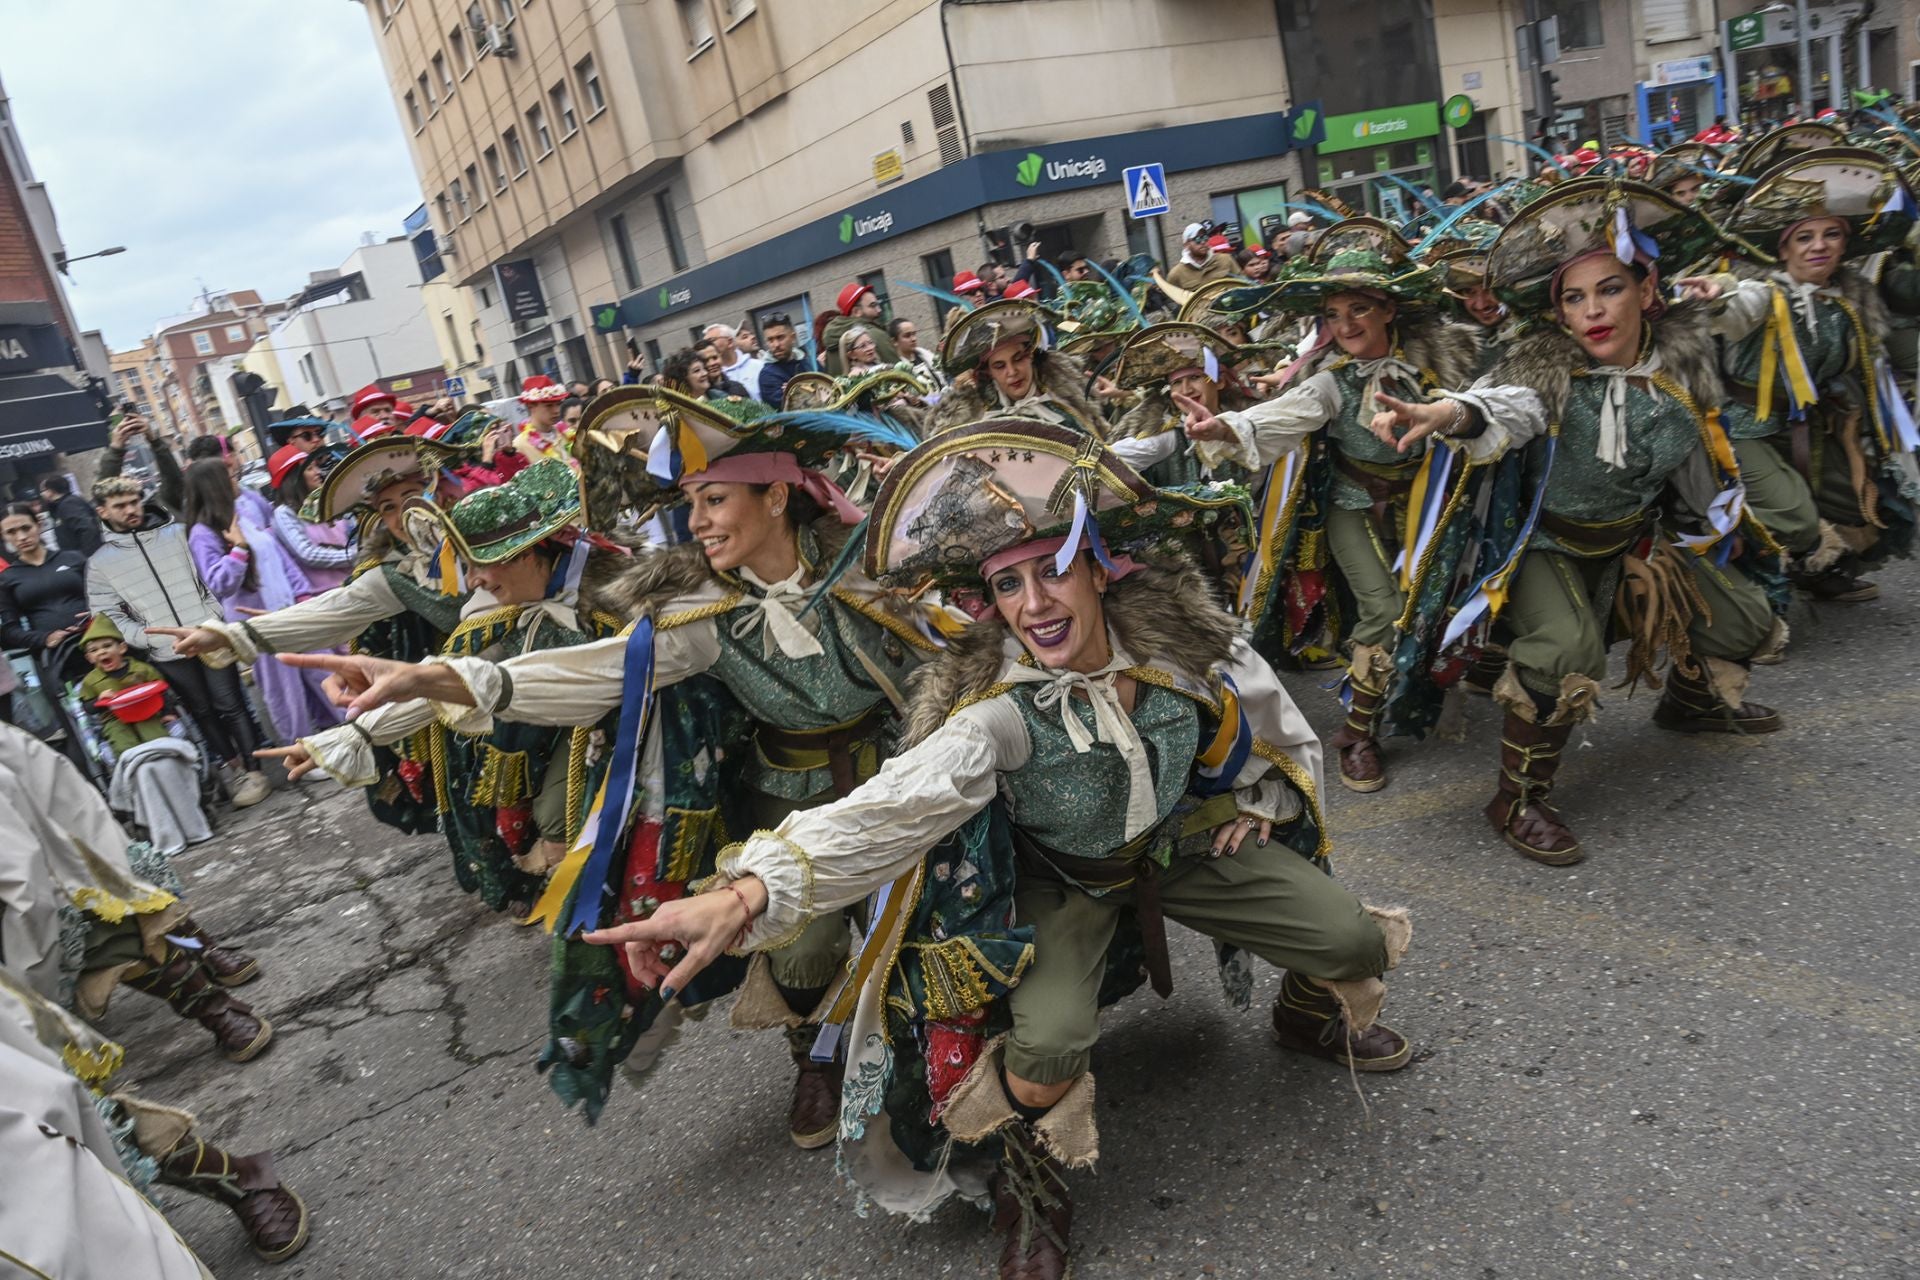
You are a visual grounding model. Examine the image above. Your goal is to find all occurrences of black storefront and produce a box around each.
[0,300,109,497]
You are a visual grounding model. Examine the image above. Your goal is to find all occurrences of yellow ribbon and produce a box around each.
[1756,286,1817,424]
[524,770,609,931]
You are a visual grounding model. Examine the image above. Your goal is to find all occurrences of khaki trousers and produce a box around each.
[1324,506,1408,649]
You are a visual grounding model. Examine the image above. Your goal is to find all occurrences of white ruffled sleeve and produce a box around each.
[1708,276,1773,342]
[299,698,441,787]
[1222,638,1319,828]
[1436,378,1548,465]
[1109,428,1182,471]
[716,696,1030,952]
[1203,370,1341,471]
[423,618,723,734]
[213,571,407,661]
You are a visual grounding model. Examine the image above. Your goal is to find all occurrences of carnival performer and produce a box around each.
[524,420,1412,1280]
[1716,148,1920,602]
[0,720,269,1061]
[283,388,963,1135]
[514,374,573,461]
[147,428,479,835]
[267,443,357,596]
[0,967,309,1269]
[1173,218,1489,793]
[925,297,1108,436]
[1368,178,1788,866]
[262,460,626,918]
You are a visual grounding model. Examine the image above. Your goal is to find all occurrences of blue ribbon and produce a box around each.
[563,618,657,936]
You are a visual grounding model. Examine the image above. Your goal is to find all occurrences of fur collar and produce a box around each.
[900,556,1238,747]
[1290,311,1483,392]
[1727,259,1892,343]
[1487,298,1723,422]
[927,349,1106,436]
[1113,385,1257,440]
[589,517,858,622]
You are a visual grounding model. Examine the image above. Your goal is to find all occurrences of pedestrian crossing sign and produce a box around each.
[1123,163,1170,219]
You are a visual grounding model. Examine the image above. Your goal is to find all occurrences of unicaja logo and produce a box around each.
[1015,152,1044,186]
[657,287,670,308]
[657,286,692,309]
[1045,156,1107,182]
[840,211,894,243]
[838,214,855,244]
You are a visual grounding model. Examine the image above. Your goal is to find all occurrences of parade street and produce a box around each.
[111,570,1919,1280]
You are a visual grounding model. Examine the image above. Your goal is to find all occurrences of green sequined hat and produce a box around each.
[1215,217,1440,316]
[1726,147,1916,258]
[862,417,1251,594]
[1051,279,1138,353]
[411,408,503,471]
[1113,322,1254,390]
[936,297,1058,375]
[1414,218,1502,295]
[403,457,582,565]
[1485,176,1745,315]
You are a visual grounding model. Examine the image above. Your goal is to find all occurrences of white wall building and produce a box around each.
[262,237,446,413]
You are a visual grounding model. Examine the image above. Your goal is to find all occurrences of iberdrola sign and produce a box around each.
[1317,101,1442,155]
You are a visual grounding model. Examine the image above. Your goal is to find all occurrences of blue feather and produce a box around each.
[1417,181,1520,248]
[1038,257,1068,287]
[1088,258,1146,326]
[892,278,976,310]
[1868,106,1920,150]
[797,517,869,620]
[1279,199,1347,222]
[1494,135,1572,177]
[765,408,920,454]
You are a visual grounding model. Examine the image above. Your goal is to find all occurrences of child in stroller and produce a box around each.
[76,614,215,854]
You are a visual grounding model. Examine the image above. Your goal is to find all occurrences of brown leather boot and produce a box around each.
[785,1027,841,1150]
[1329,647,1390,793]
[124,942,274,1062]
[1651,661,1782,735]
[1461,645,1508,695]
[157,1136,310,1262]
[1271,969,1411,1071]
[172,916,261,987]
[1485,712,1582,865]
[1793,567,1879,602]
[990,1122,1073,1280]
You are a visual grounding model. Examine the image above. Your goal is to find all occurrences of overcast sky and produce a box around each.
[5,2,424,350]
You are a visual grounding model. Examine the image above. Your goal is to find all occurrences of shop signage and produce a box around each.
[1443,94,1476,128]
[1728,13,1766,49]
[872,148,904,187]
[493,259,548,323]
[1317,101,1441,155]
[0,316,107,456]
[1652,56,1716,86]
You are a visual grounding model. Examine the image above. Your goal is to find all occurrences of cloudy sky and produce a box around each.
[6,2,424,350]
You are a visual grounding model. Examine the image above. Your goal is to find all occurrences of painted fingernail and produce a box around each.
[1260,836,1269,846]
[659,986,677,1003]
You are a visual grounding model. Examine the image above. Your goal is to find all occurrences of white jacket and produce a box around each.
[85,504,218,662]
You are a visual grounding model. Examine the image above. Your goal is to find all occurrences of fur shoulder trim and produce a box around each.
[1115,389,1174,439]
[899,555,1238,746]
[1400,313,1483,391]
[924,352,1104,437]
[1489,299,1721,419]
[591,543,723,621]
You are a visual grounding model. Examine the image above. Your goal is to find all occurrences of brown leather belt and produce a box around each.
[755,704,885,798]
[1010,792,1239,1000]
[1726,381,1813,478]
[1332,451,1420,539]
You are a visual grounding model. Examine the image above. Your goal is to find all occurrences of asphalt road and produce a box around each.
[105,567,1920,1280]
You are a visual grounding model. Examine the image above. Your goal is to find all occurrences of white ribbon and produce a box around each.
[1346,354,1422,420]
[730,565,825,660]
[1005,643,1159,842]
[1771,271,1831,328]
[1582,348,1664,471]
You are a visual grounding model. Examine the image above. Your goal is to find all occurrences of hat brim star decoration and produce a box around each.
[1113,321,1256,391]
[403,457,585,567]
[936,296,1058,376]
[780,368,928,413]
[1485,176,1754,316]
[1209,216,1441,317]
[310,436,430,522]
[861,418,1252,607]
[1727,120,1850,177]
[574,384,906,529]
[1726,147,1917,260]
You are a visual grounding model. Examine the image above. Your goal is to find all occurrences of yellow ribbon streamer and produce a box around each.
[1756,286,1817,425]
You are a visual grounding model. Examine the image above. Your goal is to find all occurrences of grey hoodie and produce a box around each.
[85,503,219,662]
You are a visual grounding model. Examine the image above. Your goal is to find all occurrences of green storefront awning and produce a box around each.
[1317,102,1441,155]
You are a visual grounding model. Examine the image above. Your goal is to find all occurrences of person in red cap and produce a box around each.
[515,374,571,462]
[349,385,397,425]
[1000,277,1040,301]
[353,414,396,442]
[266,445,356,596]
[820,283,898,375]
[950,270,986,310]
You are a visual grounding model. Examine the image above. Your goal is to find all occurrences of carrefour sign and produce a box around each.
[1318,101,1442,155]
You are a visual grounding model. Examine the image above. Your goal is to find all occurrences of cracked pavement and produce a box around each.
[99,568,1920,1279]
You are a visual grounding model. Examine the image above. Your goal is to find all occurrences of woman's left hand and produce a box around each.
[1673,275,1722,303]
[583,877,767,1000]
[1209,812,1272,857]
[222,521,248,549]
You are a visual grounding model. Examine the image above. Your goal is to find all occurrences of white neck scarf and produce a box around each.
[730,564,824,660]
[1005,638,1159,841]
[1346,353,1422,419]
[1582,346,1665,471]
[1771,270,1836,327]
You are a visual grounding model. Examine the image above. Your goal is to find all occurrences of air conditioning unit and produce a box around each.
[436,235,460,258]
[487,23,516,56]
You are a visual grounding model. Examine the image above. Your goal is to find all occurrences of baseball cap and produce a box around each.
[1182,222,1207,242]
[1287,211,1313,228]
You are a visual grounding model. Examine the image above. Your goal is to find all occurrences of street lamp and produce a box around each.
[55,245,126,272]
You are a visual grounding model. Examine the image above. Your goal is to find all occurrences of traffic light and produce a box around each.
[1540,68,1561,133]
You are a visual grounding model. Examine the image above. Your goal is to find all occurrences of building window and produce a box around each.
[301,353,322,394]
[435,193,453,233]
[465,163,484,207]
[576,54,605,116]
[485,145,506,191]
[433,52,452,96]
[443,312,465,365]
[450,28,471,74]
[857,270,891,322]
[478,285,493,310]
[418,72,436,112]
[405,90,423,131]
[676,0,713,51]
[724,0,757,22]
[527,104,553,156]
[644,338,664,370]
[550,81,578,138]
[609,213,640,290]
[194,332,214,356]
[452,177,470,221]
[920,250,958,324]
[504,126,528,175]
[1210,183,1292,252]
[1543,0,1602,50]
[656,190,688,271]
[1454,111,1491,181]
[225,325,246,342]
[495,0,515,23]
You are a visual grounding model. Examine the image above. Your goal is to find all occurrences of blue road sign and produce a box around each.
[443,376,466,397]
[1123,163,1171,219]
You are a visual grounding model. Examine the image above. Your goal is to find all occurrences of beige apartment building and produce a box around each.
[363,0,1339,387]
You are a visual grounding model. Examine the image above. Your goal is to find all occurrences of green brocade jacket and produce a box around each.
[1720,279,1856,442]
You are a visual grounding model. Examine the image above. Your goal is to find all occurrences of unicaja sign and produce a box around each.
[1015,152,1108,187]
[839,210,895,243]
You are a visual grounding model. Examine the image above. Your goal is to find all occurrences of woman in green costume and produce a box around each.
[557,419,1413,1280]
[283,386,964,1135]
[1368,177,1790,867]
